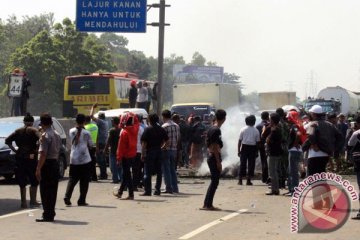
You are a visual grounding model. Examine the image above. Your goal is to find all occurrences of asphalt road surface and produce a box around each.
[0,175,359,240]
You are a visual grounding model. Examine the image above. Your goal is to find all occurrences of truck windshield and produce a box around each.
[304,101,335,113]
[171,105,211,119]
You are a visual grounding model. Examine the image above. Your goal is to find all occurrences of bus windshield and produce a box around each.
[68,76,110,95]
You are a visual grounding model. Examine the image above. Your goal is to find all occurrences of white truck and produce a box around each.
[171,83,240,118]
[304,86,360,115]
[258,91,297,111]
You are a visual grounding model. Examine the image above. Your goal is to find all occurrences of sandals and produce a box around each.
[199,206,221,211]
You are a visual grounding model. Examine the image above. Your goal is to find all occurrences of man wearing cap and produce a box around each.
[303,105,342,208]
[129,80,138,108]
[6,113,41,208]
[304,105,342,174]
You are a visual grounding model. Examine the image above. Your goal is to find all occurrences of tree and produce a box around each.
[127,50,151,79]
[99,33,129,71]
[7,30,64,116]
[191,51,206,66]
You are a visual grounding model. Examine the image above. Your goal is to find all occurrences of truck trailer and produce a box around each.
[304,86,360,115]
[171,83,240,119]
[258,91,296,111]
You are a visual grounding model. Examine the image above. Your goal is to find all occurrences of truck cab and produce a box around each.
[170,102,215,121]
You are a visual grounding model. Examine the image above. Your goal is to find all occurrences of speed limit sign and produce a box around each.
[8,75,23,97]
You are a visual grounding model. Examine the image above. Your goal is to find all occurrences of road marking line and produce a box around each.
[0,209,38,220]
[179,209,248,240]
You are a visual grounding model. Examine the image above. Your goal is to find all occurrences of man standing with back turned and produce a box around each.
[201,109,226,211]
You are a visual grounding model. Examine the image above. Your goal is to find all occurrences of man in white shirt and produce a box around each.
[238,115,260,185]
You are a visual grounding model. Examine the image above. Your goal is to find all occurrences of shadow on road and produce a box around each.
[0,198,23,215]
[81,205,117,209]
[52,219,89,225]
[134,199,167,203]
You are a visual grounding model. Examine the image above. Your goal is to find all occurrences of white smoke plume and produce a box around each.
[196,104,260,176]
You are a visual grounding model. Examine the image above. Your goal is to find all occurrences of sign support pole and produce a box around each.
[147,0,170,115]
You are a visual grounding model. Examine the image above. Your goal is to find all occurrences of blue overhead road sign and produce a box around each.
[76,0,147,32]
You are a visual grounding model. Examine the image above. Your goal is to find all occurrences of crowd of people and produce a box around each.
[237,105,360,219]
[5,101,360,222]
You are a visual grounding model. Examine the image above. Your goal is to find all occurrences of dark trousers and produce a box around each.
[143,149,162,194]
[15,157,38,188]
[259,144,269,182]
[132,153,143,189]
[64,162,91,204]
[307,156,329,176]
[89,147,97,180]
[40,159,59,220]
[96,144,107,178]
[118,158,134,197]
[239,144,257,179]
[203,156,220,208]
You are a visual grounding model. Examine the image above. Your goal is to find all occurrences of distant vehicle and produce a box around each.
[63,72,153,117]
[304,99,341,115]
[258,91,296,111]
[0,117,69,180]
[171,103,215,120]
[172,83,240,120]
[304,86,360,115]
[94,108,148,126]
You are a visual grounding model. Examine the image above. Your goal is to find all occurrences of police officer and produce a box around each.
[5,113,41,208]
[35,113,61,222]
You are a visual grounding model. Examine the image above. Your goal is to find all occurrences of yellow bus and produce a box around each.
[63,72,140,117]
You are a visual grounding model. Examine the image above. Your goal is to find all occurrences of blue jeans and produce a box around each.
[288,151,302,192]
[109,153,122,183]
[162,150,179,193]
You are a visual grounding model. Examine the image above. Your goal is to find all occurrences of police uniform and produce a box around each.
[38,127,61,221]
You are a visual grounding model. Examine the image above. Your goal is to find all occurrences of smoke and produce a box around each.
[196,104,260,176]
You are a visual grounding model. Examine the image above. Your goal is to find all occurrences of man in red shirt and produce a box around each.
[114,112,139,200]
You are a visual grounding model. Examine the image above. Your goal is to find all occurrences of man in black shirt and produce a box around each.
[141,114,169,196]
[201,109,226,210]
[6,113,41,208]
[256,111,270,183]
[263,113,283,195]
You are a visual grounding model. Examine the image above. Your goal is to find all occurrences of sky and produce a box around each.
[2,0,360,99]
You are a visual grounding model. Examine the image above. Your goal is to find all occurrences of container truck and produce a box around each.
[258,91,296,111]
[171,83,240,119]
[304,86,360,115]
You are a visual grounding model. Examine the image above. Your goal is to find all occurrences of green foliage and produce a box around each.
[191,51,206,66]
[0,14,243,117]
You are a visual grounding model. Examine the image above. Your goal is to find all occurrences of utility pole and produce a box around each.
[147,1,170,115]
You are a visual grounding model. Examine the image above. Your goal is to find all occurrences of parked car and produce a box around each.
[0,116,69,180]
[94,108,149,126]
